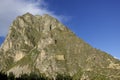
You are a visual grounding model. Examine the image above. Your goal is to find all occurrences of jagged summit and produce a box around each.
[0,13,120,79]
[23,12,33,16]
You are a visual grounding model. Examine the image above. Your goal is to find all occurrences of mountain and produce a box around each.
[0,13,120,80]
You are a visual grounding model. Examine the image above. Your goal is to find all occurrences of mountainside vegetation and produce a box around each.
[0,72,110,80]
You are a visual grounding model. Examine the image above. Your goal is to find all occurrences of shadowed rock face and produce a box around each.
[0,13,120,79]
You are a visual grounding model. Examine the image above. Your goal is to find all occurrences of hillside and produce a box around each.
[0,13,120,80]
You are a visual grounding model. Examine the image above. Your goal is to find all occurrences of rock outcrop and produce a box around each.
[0,13,120,79]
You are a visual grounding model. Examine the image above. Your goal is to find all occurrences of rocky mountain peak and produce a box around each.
[0,13,120,79]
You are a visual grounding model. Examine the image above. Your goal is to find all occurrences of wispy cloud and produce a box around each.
[114,56,120,60]
[0,0,65,36]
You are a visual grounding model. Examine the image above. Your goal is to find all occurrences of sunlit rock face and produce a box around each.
[0,13,120,79]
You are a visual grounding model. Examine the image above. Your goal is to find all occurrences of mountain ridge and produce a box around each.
[0,13,120,80]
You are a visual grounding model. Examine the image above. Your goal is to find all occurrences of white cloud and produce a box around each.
[0,0,65,36]
[114,56,120,60]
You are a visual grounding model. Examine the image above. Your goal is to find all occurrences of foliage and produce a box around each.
[0,72,7,80]
[91,74,109,80]
[56,74,72,80]
[72,68,83,80]
[0,72,73,80]
[1,71,108,80]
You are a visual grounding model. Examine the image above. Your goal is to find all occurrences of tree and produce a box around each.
[8,72,15,80]
[56,74,72,80]
[0,72,7,80]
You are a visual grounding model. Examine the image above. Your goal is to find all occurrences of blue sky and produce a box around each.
[45,0,120,59]
[0,0,120,59]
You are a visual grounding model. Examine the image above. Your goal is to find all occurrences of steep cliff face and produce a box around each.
[0,13,120,79]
